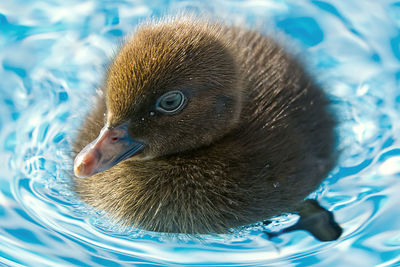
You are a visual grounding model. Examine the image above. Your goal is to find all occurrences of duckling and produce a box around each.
[73,17,341,239]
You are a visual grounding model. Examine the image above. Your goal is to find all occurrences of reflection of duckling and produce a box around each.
[73,17,341,239]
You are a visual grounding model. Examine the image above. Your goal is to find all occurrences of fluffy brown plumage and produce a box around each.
[73,17,336,235]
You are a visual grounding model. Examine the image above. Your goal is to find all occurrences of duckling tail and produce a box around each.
[264,199,342,241]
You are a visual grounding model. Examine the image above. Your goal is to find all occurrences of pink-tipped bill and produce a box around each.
[74,122,144,178]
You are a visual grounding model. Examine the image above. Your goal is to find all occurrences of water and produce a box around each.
[0,0,399,266]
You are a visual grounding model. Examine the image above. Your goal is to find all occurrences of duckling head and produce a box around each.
[74,21,243,178]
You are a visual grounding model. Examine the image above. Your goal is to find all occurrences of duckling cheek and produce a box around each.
[215,94,234,116]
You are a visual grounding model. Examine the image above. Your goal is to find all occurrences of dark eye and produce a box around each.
[156,90,186,114]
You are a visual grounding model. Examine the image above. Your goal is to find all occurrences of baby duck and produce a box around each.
[73,17,340,239]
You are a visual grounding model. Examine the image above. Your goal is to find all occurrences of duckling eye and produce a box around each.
[156,90,186,114]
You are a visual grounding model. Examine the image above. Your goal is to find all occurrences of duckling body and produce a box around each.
[73,18,337,235]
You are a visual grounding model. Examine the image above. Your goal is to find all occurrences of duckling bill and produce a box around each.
[72,17,341,240]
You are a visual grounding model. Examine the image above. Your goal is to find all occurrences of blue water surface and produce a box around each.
[0,0,399,266]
